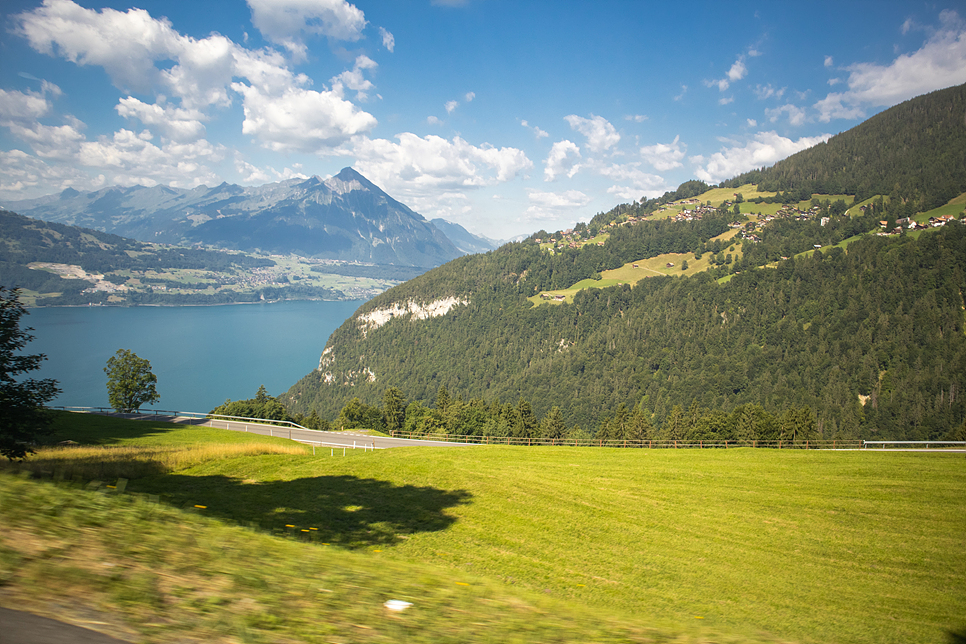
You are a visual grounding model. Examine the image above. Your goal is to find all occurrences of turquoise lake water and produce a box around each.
[23,300,365,413]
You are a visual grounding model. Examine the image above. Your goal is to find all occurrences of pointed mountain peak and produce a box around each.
[325,167,382,196]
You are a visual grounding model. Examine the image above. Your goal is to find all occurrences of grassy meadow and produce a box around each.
[531,229,744,305]
[2,413,964,644]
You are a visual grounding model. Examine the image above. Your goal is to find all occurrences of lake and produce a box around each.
[22,300,365,413]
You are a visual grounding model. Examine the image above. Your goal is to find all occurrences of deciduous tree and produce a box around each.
[104,349,160,413]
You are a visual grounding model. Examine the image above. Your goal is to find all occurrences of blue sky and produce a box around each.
[2,1,966,239]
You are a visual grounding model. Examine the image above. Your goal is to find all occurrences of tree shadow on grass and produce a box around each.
[948,629,966,644]
[134,473,472,549]
[45,411,192,446]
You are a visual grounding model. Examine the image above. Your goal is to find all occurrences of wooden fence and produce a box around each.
[387,432,869,449]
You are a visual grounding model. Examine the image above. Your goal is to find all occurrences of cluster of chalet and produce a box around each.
[876,214,958,236]
[539,192,963,258]
[668,203,718,222]
[734,203,828,243]
[538,223,613,253]
[655,197,701,217]
[81,281,128,295]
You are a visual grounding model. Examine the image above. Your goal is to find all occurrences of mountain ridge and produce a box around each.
[1,167,493,268]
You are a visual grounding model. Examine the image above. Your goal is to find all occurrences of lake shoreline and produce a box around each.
[24,296,363,310]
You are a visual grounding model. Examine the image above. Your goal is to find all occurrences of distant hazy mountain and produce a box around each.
[2,168,462,268]
[429,219,501,254]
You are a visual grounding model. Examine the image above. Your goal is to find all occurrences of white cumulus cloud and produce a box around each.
[14,1,379,155]
[521,120,548,139]
[0,148,95,200]
[754,84,785,100]
[706,56,748,94]
[246,0,367,58]
[814,10,966,122]
[115,97,207,141]
[564,114,619,154]
[235,152,307,184]
[640,135,686,171]
[348,133,530,221]
[765,103,807,126]
[352,133,531,193]
[525,189,591,221]
[378,26,395,52]
[0,86,55,122]
[77,129,224,187]
[598,162,667,200]
[232,82,377,152]
[543,140,581,181]
[728,59,748,82]
[691,131,830,184]
[330,54,378,101]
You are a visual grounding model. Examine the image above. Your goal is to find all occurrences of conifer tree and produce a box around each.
[435,385,451,412]
[540,406,566,440]
[382,387,407,433]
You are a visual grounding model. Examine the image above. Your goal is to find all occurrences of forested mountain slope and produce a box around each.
[282,85,966,441]
[725,83,966,209]
[284,219,966,440]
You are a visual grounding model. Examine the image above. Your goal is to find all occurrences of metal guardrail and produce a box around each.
[387,432,867,449]
[48,408,966,450]
[861,440,966,449]
[48,405,311,430]
[48,405,382,449]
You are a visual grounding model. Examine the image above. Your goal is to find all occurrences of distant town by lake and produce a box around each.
[25,300,365,414]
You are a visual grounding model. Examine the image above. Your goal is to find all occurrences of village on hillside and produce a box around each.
[537,192,965,254]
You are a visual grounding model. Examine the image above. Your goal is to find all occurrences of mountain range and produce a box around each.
[1,167,498,268]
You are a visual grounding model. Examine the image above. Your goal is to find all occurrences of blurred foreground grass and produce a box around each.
[1,412,964,643]
[0,472,767,644]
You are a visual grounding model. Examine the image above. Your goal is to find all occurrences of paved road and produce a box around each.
[111,413,475,449]
[0,607,129,644]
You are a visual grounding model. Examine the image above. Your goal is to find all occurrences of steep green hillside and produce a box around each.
[725,83,966,209]
[285,221,966,440]
[283,86,966,440]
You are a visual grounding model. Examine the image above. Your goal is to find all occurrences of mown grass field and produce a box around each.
[531,229,744,305]
[650,184,776,220]
[2,413,964,644]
